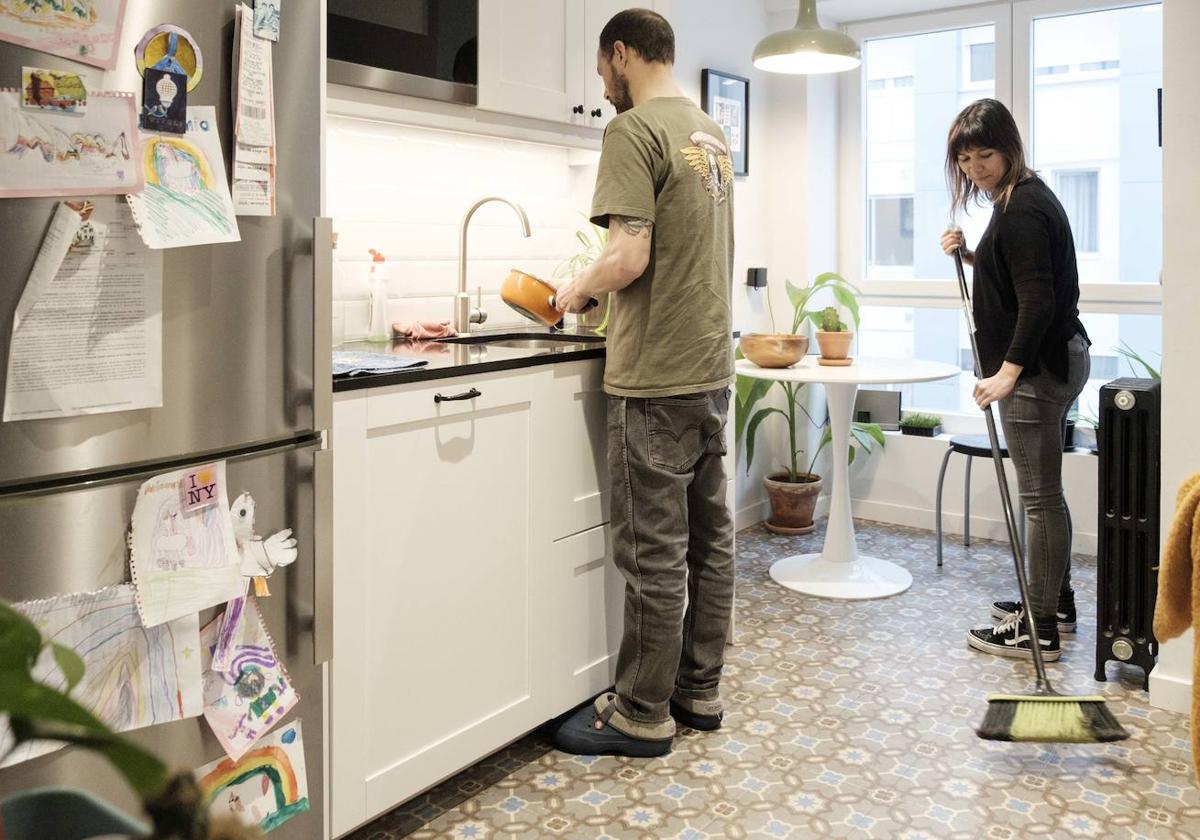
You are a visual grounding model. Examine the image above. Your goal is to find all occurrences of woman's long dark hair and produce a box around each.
[946,98,1033,215]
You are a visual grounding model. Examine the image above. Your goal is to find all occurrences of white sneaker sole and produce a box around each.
[989,605,1076,634]
[966,632,1062,662]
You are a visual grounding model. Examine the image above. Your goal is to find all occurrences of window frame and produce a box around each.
[839,0,1163,316]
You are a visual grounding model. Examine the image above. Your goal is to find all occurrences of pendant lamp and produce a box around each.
[753,0,861,75]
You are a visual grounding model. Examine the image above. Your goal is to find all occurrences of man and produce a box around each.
[552,8,736,758]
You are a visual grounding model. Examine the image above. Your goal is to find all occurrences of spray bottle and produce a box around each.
[366,248,390,343]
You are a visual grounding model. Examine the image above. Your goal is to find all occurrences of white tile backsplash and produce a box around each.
[328,116,597,337]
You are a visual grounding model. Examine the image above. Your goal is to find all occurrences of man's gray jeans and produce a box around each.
[996,334,1091,622]
[598,388,735,741]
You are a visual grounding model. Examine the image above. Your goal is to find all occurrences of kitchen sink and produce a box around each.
[438,332,604,348]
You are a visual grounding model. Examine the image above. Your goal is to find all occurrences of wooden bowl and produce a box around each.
[739,333,810,368]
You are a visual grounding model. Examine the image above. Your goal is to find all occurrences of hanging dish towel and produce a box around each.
[332,351,428,377]
[1153,472,1200,787]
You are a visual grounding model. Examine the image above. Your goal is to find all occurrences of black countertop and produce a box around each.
[332,326,607,393]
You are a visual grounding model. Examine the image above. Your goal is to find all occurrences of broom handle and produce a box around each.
[952,246,1053,692]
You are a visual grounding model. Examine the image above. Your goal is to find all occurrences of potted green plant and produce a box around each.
[815,306,853,362]
[735,272,879,534]
[899,412,943,437]
[554,218,609,333]
[0,601,261,840]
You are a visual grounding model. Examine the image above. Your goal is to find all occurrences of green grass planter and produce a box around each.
[899,413,943,437]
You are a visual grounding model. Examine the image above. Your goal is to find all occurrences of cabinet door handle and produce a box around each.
[591,108,603,118]
[434,387,481,404]
[573,104,585,114]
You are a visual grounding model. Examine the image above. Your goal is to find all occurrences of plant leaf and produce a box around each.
[0,602,42,673]
[735,377,772,446]
[831,284,861,329]
[745,406,785,474]
[50,643,85,694]
[857,422,886,447]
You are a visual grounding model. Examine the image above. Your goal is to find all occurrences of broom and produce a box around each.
[950,245,1128,743]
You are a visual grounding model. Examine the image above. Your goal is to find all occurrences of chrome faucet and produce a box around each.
[456,196,532,334]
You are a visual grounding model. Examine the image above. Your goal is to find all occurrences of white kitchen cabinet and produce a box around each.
[330,369,550,836]
[331,357,739,835]
[477,0,661,128]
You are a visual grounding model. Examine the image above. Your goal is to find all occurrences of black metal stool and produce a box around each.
[935,434,1025,566]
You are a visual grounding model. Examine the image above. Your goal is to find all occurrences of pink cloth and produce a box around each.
[395,320,458,340]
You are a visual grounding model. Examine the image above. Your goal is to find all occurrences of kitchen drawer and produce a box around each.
[549,522,621,713]
[540,360,609,540]
[365,367,547,430]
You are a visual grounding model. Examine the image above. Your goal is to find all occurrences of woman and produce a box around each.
[940,99,1091,662]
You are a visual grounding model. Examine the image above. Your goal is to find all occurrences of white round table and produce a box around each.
[737,355,960,599]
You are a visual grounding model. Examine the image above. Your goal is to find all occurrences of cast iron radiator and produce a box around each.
[1094,378,1161,689]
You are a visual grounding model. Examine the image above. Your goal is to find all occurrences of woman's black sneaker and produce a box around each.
[990,592,1076,633]
[967,611,1061,661]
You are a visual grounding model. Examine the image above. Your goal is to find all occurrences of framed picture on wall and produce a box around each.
[701,68,749,176]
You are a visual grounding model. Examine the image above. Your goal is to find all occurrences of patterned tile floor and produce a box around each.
[346,520,1197,839]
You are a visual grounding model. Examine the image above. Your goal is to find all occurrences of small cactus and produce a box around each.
[819,306,845,332]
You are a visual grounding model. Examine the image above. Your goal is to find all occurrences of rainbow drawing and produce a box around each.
[196,721,310,833]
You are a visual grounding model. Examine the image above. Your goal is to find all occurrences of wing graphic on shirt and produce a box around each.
[680,130,733,204]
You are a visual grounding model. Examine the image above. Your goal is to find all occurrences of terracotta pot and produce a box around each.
[815,330,853,360]
[501,268,597,328]
[740,333,809,368]
[763,471,823,535]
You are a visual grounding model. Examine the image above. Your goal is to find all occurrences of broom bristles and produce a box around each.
[977,694,1130,743]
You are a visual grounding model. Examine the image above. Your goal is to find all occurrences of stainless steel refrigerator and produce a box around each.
[0,3,331,838]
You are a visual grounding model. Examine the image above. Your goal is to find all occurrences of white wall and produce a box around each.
[326,117,593,338]
[844,433,1099,554]
[1149,0,1199,716]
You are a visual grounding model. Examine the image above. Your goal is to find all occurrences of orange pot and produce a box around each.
[501,268,597,328]
[815,330,854,360]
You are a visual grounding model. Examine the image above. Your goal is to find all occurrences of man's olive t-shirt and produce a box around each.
[590,96,735,398]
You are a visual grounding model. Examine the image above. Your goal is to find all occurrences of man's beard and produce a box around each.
[609,74,634,114]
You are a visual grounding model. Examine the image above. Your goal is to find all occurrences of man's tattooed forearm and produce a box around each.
[616,216,654,238]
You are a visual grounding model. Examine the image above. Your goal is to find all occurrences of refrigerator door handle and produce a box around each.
[313,446,333,665]
[314,216,334,435]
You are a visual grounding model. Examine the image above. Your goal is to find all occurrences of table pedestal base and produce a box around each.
[768,553,913,599]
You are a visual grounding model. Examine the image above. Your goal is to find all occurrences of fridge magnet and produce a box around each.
[3,200,163,423]
[129,460,244,627]
[230,492,297,597]
[182,462,222,514]
[126,105,241,249]
[21,66,87,114]
[140,66,186,134]
[196,719,311,833]
[0,90,141,198]
[253,0,280,42]
[701,68,749,176]
[0,0,129,70]
[134,24,203,91]
[200,597,299,762]
[0,584,202,768]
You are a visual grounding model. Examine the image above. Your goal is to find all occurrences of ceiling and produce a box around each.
[767,0,978,23]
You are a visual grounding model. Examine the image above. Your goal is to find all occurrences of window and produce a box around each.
[845,2,1163,419]
[869,196,914,267]
[861,24,996,281]
[970,42,995,82]
[1031,4,1162,284]
[1054,170,1099,252]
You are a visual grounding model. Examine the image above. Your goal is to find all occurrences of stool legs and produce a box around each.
[935,447,953,567]
[963,455,972,547]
